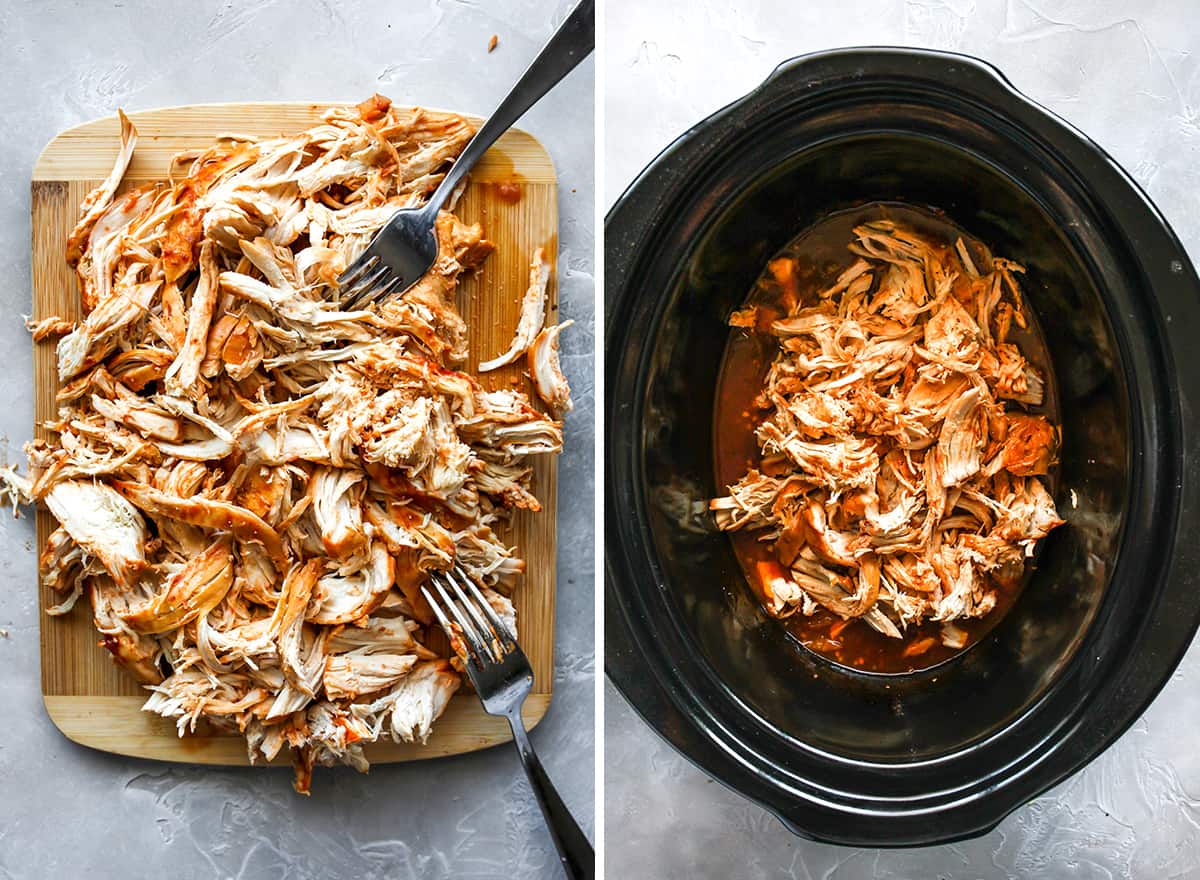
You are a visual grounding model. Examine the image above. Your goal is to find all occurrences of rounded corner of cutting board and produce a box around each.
[42,693,81,745]
[523,687,552,732]
[45,696,261,764]
[505,126,557,182]
[33,119,103,180]
[43,695,198,763]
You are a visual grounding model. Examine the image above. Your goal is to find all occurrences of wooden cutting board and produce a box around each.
[31,102,558,765]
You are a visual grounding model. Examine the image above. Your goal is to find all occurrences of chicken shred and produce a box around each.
[8,96,569,792]
[529,319,573,417]
[26,315,74,342]
[712,221,1063,636]
[478,247,552,371]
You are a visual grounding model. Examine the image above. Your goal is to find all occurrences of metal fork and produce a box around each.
[422,566,594,880]
[338,0,595,309]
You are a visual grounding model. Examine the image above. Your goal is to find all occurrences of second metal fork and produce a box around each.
[422,566,594,880]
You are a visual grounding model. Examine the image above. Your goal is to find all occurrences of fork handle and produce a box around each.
[425,0,594,214]
[506,712,594,879]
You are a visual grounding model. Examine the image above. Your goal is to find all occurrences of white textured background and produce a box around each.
[605,1,1200,877]
[0,1,594,878]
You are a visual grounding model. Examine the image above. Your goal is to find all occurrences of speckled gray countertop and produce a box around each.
[605,1,1200,877]
[0,1,594,877]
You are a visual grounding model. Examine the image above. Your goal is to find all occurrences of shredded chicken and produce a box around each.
[712,221,1063,637]
[26,315,74,342]
[529,320,573,417]
[478,247,551,371]
[7,95,571,792]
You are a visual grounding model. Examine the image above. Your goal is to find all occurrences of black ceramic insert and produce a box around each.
[605,48,1200,846]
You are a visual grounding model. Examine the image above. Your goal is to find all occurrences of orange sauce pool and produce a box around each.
[712,202,1058,674]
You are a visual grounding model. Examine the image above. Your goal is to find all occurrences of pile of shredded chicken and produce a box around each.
[711,221,1063,647]
[4,95,572,792]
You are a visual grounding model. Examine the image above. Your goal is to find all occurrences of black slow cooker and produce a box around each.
[605,47,1200,846]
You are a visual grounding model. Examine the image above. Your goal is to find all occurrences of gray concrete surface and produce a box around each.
[604,1,1200,877]
[0,2,594,877]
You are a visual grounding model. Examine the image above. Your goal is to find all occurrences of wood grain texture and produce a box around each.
[32,103,558,764]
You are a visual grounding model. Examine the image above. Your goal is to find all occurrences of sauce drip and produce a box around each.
[712,202,1059,674]
[495,182,522,204]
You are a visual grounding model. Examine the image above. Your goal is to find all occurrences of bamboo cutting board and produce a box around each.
[31,102,559,765]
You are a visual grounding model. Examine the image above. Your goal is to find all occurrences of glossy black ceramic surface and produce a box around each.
[605,48,1200,846]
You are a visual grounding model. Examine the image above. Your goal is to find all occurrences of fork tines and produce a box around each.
[337,255,402,309]
[422,566,517,666]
